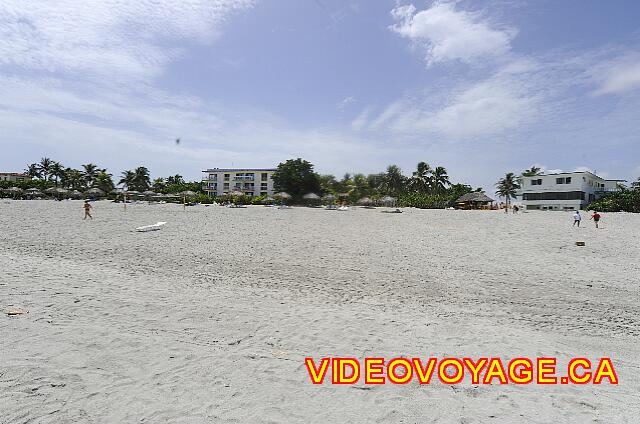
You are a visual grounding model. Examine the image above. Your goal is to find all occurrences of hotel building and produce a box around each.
[0,172,31,182]
[518,171,624,211]
[202,168,277,197]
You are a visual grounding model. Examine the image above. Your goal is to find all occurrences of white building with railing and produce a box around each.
[202,168,277,197]
[517,171,625,211]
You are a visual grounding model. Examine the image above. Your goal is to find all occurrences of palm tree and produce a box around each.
[495,172,520,208]
[411,162,433,193]
[133,166,151,191]
[94,170,115,193]
[432,166,451,193]
[38,157,54,181]
[63,168,85,190]
[166,174,184,185]
[521,166,542,177]
[631,177,640,189]
[50,162,65,186]
[25,163,41,179]
[119,170,136,190]
[383,165,407,196]
[151,177,166,192]
[82,163,101,187]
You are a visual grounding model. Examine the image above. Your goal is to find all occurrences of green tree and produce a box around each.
[382,165,407,196]
[94,170,115,193]
[318,174,338,195]
[151,177,166,191]
[25,163,41,179]
[82,163,100,187]
[410,161,433,193]
[50,162,65,186]
[166,174,184,185]
[63,168,86,190]
[38,157,54,181]
[495,172,520,207]
[521,166,542,177]
[432,166,451,193]
[272,158,321,201]
[119,170,136,190]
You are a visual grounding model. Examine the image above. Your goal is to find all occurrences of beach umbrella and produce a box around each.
[302,193,320,200]
[357,197,372,205]
[230,190,244,197]
[85,187,105,197]
[274,192,291,199]
[5,187,23,199]
[261,196,275,204]
[70,190,83,198]
[178,190,197,197]
[142,190,156,197]
[26,187,40,193]
[126,190,140,196]
[44,187,58,194]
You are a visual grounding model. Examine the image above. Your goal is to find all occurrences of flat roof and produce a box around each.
[203,168,277,172]
[521,171,624,180]
[0,172,29,176]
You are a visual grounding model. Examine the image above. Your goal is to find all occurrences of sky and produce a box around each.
[1,0,640,191]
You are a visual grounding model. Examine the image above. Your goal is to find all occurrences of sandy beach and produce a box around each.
[1,200,639,423]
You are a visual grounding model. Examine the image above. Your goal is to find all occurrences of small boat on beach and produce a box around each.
[135,221,167,232]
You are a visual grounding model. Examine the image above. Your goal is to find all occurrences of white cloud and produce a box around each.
[592,57,640,95]
[0,0,254,79]
[390,2,515,66]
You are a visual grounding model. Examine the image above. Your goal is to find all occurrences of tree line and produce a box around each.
[272,158,483,208]
[18,157,199,194]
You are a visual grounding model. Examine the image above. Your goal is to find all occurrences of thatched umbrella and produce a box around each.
[85,187,105,197]
[142,190,156,197]
[44,187,58,195]
[5,187,23,199]
[357,197,372,206]
[456,192,494,210]
[261,196,275,205]
[26,187,40,193]
[70,190,83,199]
[302,192,320,206]
[178,190,197,209]
[274,192,291,207]
[230,190,244,197]
[126,190,140,196]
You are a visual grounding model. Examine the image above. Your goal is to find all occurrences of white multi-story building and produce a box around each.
[518,171,625,211]
[202,168,277,197]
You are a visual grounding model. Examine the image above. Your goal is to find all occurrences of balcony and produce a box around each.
[233,176,255,181]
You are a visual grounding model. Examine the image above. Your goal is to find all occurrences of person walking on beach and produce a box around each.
[573,210,581,227]
[513,205,519,214]
[591,211,601,228]
[83,200,93,220]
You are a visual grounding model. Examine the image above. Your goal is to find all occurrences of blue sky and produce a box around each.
[1,0,639,190]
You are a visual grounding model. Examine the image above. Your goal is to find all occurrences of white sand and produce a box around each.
[1,200,639,423]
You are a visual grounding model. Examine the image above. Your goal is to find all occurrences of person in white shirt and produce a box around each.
[573,211,581,227]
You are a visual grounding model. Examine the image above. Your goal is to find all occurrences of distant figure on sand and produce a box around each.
[512,205,519,214]
[83,200,93,220]
[573,211,581,227]
[591,211,601,228]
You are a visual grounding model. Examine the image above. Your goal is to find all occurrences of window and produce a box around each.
[565,177,571,184]
[223,183,229,189]
[531,179,542,185]
[261,173,268,181]
[523,191,585,201]
[556,177,571,184]
[224,174,230,181]
[261,183,268,190]
[260,191,267,196]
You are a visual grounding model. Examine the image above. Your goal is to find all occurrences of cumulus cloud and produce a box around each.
[390,1,515,66]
